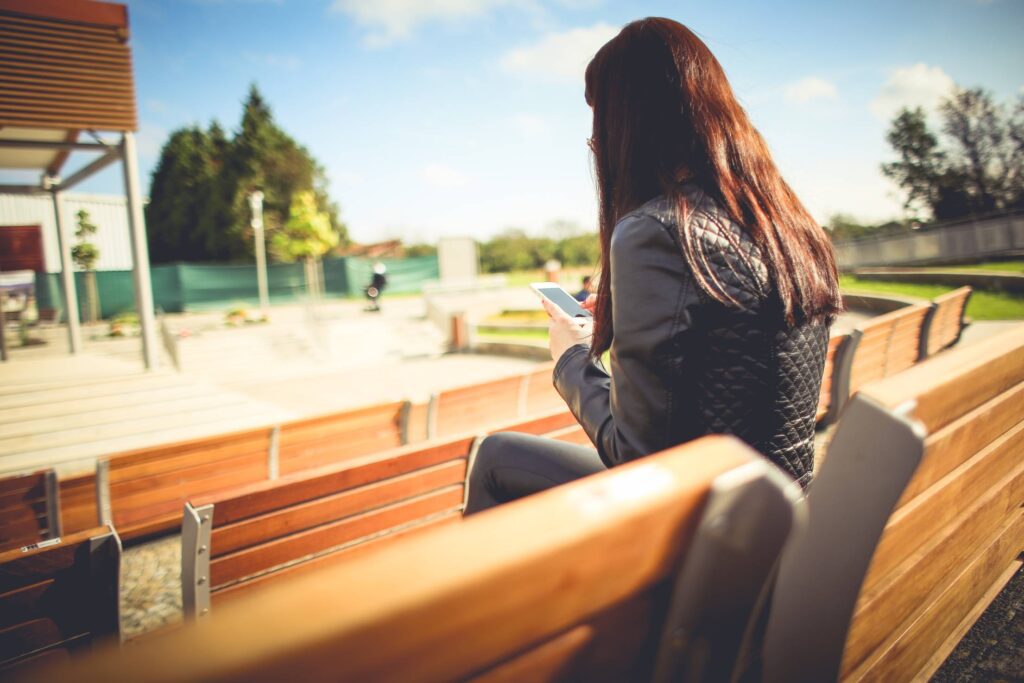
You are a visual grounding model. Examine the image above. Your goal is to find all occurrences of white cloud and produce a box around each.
[500,22,619,83]
[136,124,168,161]
[330,0,510,47]
[784,77,838,104]
[870,63,956,119]
[421,163,470,189]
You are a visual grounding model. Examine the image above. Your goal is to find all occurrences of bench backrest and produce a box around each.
[182,436,475,617]
[432,374,524,438]
[0,469,59,551]
[276,400,409,476]
[57,472,99,536]
[55,436,801,683]
[816,333,851,425]
[99,426,274,540]
[922,286,972,357]
[847,301,933,396]
[0,526,120,674]
[521,362,563,414]
[765,325,1024,682]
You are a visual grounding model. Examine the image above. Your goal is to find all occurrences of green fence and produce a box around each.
[36,255,439,320]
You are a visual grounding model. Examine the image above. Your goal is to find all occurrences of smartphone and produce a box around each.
[530,282,592,318]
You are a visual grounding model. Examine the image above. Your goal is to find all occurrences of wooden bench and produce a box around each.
[0,525,120,675]
[764,325,1024,682]
[55,436,802,682]
[921,286,972,358]
[276,400,409,476]
[98,426,275,541]
[816,333,852,426]
[827,301,933,422]
[181,435,475,618]
[0,468,60,552]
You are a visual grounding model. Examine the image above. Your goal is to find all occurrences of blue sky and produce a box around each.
[68,0,1024,243]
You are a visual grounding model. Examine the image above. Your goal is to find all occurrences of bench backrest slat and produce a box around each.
[521,363,563,415]
[58,436,801,683]
[923,286,972,357]
[277,401,408,476]
[57,473,97,537]
[435,375,524,437]
[848,302,932,396]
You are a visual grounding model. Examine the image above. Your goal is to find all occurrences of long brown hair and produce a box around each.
[585,18,841,355]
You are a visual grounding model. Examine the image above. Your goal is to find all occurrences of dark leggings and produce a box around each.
[464,432,607,515]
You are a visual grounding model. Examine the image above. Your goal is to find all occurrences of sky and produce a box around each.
[44,0,1024,243]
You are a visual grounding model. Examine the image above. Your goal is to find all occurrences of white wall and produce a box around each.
[0,192,134,272]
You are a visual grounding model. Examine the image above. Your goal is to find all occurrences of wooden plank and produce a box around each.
[897,382,1024,507]
[205,436,474,525]
[0,617,68,663]
[211,512,461,607]
[53,436,750,683]
[107,426,272,473]
[110,449,267,498]
[862,419,1024,595]
[0,527,102,593]
[842,458,1024,674]
[58,474,97,536]
[0,472,46,498]
[211,486,465,588]
[0,1,129,28]
[550,426,593,447]
[468,624,593,683]
[912,560,1021,683]
[0,10,120,36]
[845,511,1024,682]
[0,579,54,631]
[862,327,1024,433]
[487,410,576,437]
[211,461,466,556]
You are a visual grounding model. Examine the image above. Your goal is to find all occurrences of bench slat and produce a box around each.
[845,510,1024,682]
[863,418,1024,596]
[211,461,466,557]
[843,457,1024,674]
[210,486,465,588]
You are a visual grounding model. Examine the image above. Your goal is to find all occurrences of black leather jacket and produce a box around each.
[554,186,828,487]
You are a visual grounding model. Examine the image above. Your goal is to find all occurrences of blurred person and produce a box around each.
[364,261,388,312]
[466,17,840,514]
[573,275,593,302]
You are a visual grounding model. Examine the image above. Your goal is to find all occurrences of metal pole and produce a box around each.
[121,132,159,370]
[249,191,270,317]
[52,189,82,354]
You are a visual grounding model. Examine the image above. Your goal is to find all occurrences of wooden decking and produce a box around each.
[0,353,292,477]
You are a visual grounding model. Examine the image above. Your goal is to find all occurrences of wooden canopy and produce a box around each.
[0,0,136,177]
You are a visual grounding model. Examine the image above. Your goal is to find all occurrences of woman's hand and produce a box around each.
[580,293,597,314]
[541,298,593,362]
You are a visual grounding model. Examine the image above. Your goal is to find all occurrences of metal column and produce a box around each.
[121,132,159,370]
[52,189,82,354]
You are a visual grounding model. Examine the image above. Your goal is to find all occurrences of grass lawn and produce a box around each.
[477,327,548,340]
[840,275,1024,320]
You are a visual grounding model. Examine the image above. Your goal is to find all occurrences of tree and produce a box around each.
[882,88,1024,221]
[71,209,101,322]
[271,191,339,299]
[146,85,348,264]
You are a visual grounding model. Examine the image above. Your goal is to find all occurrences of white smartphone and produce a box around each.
[530,282,592,318]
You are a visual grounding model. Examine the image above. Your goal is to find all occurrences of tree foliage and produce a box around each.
[271,191,338,262]
[882,88,1024,221]
[479,222,599,273]
[146,85,348,264]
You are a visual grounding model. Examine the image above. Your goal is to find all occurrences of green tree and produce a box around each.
[271,191,339,299]
[71,209,101,322]
[146,85,348,264]
[882,89,1024,221]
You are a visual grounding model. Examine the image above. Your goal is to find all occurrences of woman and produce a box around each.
[465,18,841,514]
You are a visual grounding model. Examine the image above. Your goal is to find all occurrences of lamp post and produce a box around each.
[249,190,270,317]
